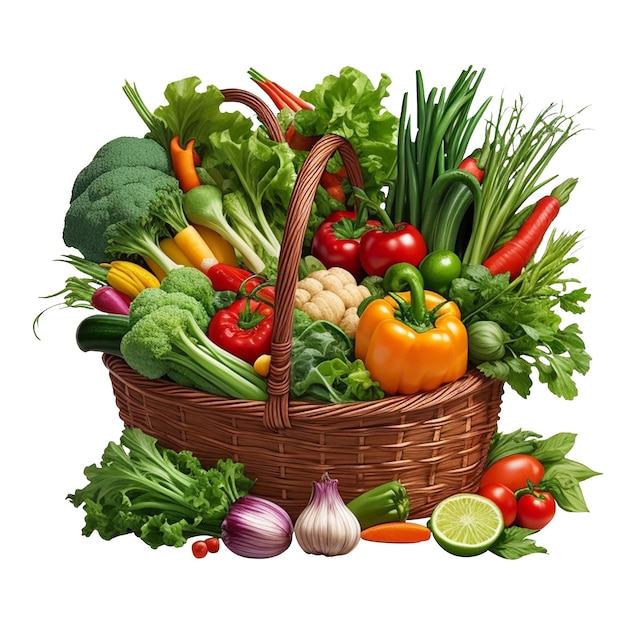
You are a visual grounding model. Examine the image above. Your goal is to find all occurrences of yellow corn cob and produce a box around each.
[103,260,160,298]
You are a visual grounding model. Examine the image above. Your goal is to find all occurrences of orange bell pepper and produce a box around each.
[354,263,467,395]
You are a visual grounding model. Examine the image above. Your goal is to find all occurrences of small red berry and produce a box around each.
[205,537,220,553]
[191,540,209,559]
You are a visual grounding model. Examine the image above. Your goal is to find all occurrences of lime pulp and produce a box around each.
[429,493,505,557]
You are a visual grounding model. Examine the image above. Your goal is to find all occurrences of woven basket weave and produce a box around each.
[102,88,504,521]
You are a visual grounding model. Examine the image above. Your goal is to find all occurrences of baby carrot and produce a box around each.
[360,522,431,544]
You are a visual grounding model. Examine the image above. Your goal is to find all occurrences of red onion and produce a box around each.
[91,285,132,315]
[221,495,293,558]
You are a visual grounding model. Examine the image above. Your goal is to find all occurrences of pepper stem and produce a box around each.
[354,187,396,231]
[382,262,430,327]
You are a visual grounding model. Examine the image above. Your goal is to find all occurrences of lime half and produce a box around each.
[429,493,504,557]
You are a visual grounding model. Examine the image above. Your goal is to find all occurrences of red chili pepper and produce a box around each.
[205,263,275,303]
[482,178,578,280]
[208,296,274,365]
[311,210,381,281]
[458,149,485,183]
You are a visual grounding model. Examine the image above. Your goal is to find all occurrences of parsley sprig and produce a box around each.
[449,229,591,399]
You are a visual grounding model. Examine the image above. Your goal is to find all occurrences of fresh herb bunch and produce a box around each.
[68,428,255,549]
[449,229,591,399]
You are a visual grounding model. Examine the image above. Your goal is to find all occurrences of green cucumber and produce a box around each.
[75,314,130,357]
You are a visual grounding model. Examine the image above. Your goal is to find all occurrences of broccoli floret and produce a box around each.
[62,136,183,266]
[159,266,224,317]
[120,305,267,400]
[160,266,213,301]
[71,136,170,201]
[128,287,210,331]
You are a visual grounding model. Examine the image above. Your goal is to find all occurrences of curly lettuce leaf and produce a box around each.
[296,67,399,201]
[153,76,253,147]
[67,428,254,549]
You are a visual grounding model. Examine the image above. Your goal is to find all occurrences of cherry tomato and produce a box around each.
[418,250,462,296]
[205,537,220,553]
[478,482,517,527]
[191,540,209,559]
[479,454,545,492]
[516,489,556,530]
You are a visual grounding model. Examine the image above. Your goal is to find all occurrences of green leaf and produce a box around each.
[485,429,543,467]
[541,458,602,512]
[532,432,577,464]
[489,526,548,559]
[67,428,254,549]
[296,66,399,201]
[559,287,591,314]
[450,232,591,400]
[154,76,251,147]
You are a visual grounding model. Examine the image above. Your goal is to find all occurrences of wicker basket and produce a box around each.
[102,88,505,521]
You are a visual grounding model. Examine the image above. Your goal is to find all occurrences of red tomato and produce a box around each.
[480,454,545,492]
[205,537,220,553]
[191,540,209,559]
[516,489,556,530]
[359,223,428,277]
[311,211,381,281]
[478,483,517,527]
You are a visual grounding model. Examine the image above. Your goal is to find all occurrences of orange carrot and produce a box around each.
[248,68,314,112]
[360,522,431,544]
[173,225,219,273]
[170,136,201,192]
[160,237,193,267]
[248,68,321,152]
[193,223,238,266]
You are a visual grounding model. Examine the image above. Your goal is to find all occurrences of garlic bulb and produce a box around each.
[294,472,361,556]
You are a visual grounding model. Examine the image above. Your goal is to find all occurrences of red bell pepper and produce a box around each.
[311,210,381,281]
[208,296,274,365]
[205,263,275,303]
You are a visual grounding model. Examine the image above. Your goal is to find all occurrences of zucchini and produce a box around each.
[75,314,130,357]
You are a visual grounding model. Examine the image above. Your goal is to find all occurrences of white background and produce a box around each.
[3,2,623,624]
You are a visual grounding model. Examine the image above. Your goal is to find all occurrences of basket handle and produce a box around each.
[263,134,365,430]
[221,88,284,142]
